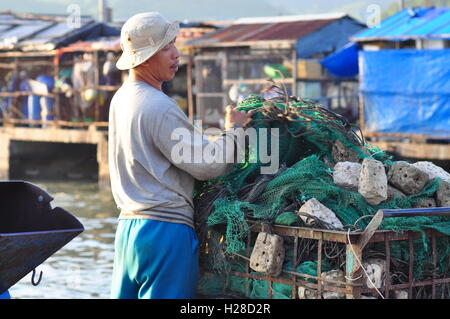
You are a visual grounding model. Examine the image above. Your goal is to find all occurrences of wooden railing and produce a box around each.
[0,84,120,129]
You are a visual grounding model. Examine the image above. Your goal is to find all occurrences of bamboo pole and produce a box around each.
[93,51,100,122]
[0,118,109,127]
[292,46,298,96]
[187,53,194,122]
[53,50,61,124]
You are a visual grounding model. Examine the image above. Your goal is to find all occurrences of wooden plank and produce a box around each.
[193,55,220,61]
[97,85,120,91]
[0,126,107,144]
[196,92,227,98]
[292,49,298,95]
[0,85,120,100]
[0,92,56,98]
[357,210,384,249]
[223,78,294,85]
[370,140,450,160]
[0,118,108,128]
[191,39,295,49]
[227,54,289,61]
[297,78,358,83]
[0,51,56,58]
[0,61,54,69]
[223,78,336,85]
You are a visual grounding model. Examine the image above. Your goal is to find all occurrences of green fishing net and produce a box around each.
[194,94,450,299]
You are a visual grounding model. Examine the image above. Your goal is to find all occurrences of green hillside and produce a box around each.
[266,0,396,21]
[0,0,399,21]
[2,0,445,22]
[383,0,450,18]
[0,0,283,21]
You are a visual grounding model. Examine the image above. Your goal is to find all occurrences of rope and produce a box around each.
[346,229,385,299]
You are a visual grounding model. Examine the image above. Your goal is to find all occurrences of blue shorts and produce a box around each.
[0,290,10,299]
[110,219,199,299]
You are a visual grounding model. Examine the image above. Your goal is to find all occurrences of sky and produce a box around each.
[0,0,398,22]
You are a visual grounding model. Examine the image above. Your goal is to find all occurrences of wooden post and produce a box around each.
[345,242,362,299]
[194,55,203,123]
[53,51,61,125]
[10,58,19,123]
[96,131,109,188]
[187,53,194,123]
[0,133,10,180]
[292,47,298,96]
[358,92,365,131]
[221,51,228,109]
[357,52,365,132]
[93,51,100,122]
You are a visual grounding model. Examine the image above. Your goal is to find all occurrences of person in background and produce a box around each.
[5,70,20,119]
[72,53,96,121]
[71,54,84,121]
[101,52,121,120]
[108,12,249,299]
[102,52,121,86]
[18,70,30,121]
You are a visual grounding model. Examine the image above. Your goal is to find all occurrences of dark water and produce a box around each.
[8,181,119,299]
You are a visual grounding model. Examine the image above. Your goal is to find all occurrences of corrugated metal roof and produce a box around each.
[58,23,215,56]
[1,21,53,41]
[60,37,120,53]
[0,11,119,51]
[187,14,352,47]
[234,12,347,24]
[352,7,450,41]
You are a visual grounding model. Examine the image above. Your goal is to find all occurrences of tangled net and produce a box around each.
[193,89,450,299]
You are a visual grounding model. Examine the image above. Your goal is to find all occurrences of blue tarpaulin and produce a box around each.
[360,49,450,137]
[352,7,450,42]
[296,17,365,59]
[320,42,359,78]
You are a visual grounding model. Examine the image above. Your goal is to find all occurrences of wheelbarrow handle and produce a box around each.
[357,207,450,249]
[381,207,450,218]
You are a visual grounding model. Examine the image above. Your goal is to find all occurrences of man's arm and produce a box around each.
[152,103,249,181]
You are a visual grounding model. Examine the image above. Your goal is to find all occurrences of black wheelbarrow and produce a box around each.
[0,181,84,294]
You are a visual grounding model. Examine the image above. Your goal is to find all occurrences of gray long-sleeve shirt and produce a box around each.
[108,80,241,229]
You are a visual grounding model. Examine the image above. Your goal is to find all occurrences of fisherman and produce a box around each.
[108,12,249,299]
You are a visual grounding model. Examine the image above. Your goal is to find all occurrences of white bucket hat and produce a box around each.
[116,12,180,70]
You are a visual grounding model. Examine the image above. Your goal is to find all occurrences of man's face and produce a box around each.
[144,38,180,82]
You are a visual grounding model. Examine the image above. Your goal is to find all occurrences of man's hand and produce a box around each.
[224,105,252,130]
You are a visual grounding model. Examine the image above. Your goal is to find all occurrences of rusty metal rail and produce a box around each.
[227,207,450,299]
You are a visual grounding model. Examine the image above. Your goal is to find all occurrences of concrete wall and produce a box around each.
[0,126,109,187]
